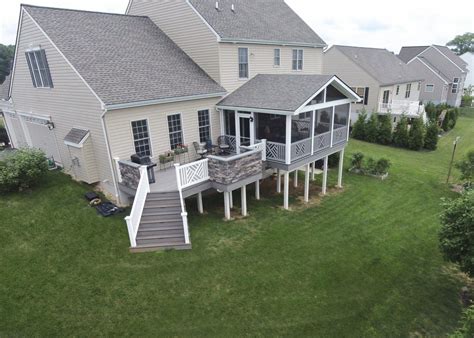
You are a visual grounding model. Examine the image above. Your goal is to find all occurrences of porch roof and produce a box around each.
[217,74,358,113]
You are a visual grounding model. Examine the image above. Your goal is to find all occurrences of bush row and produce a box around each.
[350,152,391,176]
[424,102,460,132]
[351,111,440,151]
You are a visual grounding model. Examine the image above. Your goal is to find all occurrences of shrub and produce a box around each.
[456,150,474,185]
[461,94,473,108]
[377,114,393,145]
[374,158,391,175]
[393,115,409,148]
[351,152,364,169]
[424,120,439,150]
[351,110,367,140]
[365,113,378,143]
[0,148,48,192]
[425,102,437,121]
[408,118,425,150]
[365,157,376,174]
[451,306,474,337]
[439,190,474,277]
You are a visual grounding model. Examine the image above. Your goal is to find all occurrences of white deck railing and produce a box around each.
[241,139,267,161]
[175,159,210,189]
[266,141,286,162]
[124,166,150,248]
[313,131,331,152]
[333,126,348,145]
[224,135,237,152]
[291,138,312,161]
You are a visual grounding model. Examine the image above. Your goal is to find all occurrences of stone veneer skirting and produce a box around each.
[119,160,141,190]
[208,152,263,186]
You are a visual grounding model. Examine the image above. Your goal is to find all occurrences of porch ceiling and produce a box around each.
[217,74,359,113]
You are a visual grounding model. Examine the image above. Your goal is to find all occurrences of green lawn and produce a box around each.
[1,110,473,336]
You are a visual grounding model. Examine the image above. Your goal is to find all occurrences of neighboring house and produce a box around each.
[460,51,474,89]
[4,3,360,252]
[323,45,425,123]
[398,45,468,107]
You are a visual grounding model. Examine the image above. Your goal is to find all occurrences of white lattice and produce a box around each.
[333,127,348,145]
[291,138,312,161]
[177,159,209,189]
[266,142,286,162]
[314,132,331,151]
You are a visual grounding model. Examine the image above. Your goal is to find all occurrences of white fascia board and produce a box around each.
[186,0,221,41]
[220,38,326,48]
[125,0,133,14]
[64,131,90,149]
[216,105,292,116]
[298,99,354,114]
[106,92,227,111]
[8,7,24,99]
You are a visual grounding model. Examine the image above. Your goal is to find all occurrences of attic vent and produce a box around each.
[231,4,235,12]
[215,1,219,10]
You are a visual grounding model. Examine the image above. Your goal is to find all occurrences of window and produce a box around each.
[425,84,435,93]
[351,87,366,104]
[198,109,211,143]
[131,120,151,156]
[452,78,460,93]
[238,48,248,79]
[417,82,421,91]
[274,48,281,67]
[167,114,183,150]
[25,49,53,88]
[405,84,411,98]
[396,85,400,95]
[382,90,390,104]
[292,49,303,70]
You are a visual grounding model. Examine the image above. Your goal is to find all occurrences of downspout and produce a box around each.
[100,106,121,204]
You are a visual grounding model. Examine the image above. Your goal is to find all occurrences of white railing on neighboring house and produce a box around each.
[175,159,210,189]
[266,141,286,163]
[378,100,423,116]
[333,126,348,145]
[291,138,312,161]
[241,139,267,161]
[124,166,150,248]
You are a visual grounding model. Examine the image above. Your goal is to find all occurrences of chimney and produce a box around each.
[215,2,219,10]
[231,4,235,12]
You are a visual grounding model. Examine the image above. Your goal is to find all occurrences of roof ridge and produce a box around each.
[334,45,388,51]
[21,3,148,19]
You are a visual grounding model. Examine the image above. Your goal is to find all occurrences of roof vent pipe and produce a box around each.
[215,2,219,10]
[231,4,235,12]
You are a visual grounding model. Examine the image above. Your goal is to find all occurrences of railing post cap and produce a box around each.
[174,163,180,167]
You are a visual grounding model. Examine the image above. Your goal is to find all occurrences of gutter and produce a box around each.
[219,38,327,48]
[100,107,121,204]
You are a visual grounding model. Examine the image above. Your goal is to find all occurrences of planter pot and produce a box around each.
[159,155,175,164]
[174,147,189,155]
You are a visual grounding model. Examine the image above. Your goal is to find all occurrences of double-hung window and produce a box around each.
[351,87,366,104]
[396,85,400,95]
[238,47,249,79]
[168,114,184,150]
[292,49,303,70]
[452,78,460,93]
[198,109,211,143]
[131,119,152,156]
[425,84,434,92]
[25,49,53,88]
[405,84,411,98]
[274,48,281,67]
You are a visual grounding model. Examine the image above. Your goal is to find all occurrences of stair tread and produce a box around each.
[137,233,184,240]
[138,225,183,231]
[130,243,192,252]
[142,211,181,216]
[140,218,182,224]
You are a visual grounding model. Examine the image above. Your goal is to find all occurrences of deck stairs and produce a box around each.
[130,191,191,253]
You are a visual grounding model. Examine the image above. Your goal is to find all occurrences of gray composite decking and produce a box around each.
[150,167,179,193]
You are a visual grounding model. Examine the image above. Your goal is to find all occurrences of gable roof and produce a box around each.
[0,73,11,101]
[416,56,451,83]
[332,45,423,86]
[432,45,468,70]
[217,74,358,112]
[22,5,226,108]
[188,0,326,47]
[398,46,428,63]
[399,45,468,71]
[64,128,90,145]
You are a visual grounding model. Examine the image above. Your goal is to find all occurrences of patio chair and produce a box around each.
[193,142,207,158]
[217,136,230,154]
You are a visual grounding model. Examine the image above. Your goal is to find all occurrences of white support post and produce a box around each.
[241,185,247,216]
[283,171,290,210]
[311,161,316,181]
[219,108,225,136]
[235,112,241,154]
[285,114,292,164]
[255,180,260,200]
[337,149,345,188]
[113,157,123,183]
[311,110,316,155]
[322,156,328,195]
[277,169,282,193]
[330,106,335,147]
[224,192,231,220]
[304,163,310,203]
[294,169,298,188]
[347,103,352,141]
[197,192,204,214]
[229,190,234,209]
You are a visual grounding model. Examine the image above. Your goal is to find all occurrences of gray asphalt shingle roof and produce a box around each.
[433,45,468,70]
[398,46,428,63]
[333,45,423,85]
[217,74,334,111]
[23,5,226,107]
[188,0,326,46]
[64,128,90,144]
[0,73,11,101]
[399,45,468,71]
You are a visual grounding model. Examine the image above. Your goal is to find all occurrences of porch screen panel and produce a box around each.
[255,113,286,144]
[167,114,183,150]
[223,110,236,136]
[334,104,350,128]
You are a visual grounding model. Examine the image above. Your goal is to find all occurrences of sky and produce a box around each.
[1,0,473,53]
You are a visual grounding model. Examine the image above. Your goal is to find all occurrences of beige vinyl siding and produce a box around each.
[9,10,115,196]
[323,47,380,118]
[67,138,99,184]
[219,43,323,92]
[127,0,220,83]
[105,97,222,164]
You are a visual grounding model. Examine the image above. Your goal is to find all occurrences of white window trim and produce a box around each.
[25,48,52,89]
[273,48,281,67]
[396,85,400,95]
[405,84,411,99]
[166,112,185,150]
[238,47,249,79]
[292,49,304,71]
[130,118,153,157]
[452,77,460,93]
[351,86,366,104]
[197,108,212,143]
[425,84,435,93]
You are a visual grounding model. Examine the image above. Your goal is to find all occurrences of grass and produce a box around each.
[0,109,473,336]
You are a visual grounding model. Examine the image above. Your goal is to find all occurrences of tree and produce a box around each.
[439,190,474,277]
[351,110,367,141]
[408,118,425,150]
[377,114,393,145]
[424,121,439,150]
[0,44,15,84]
[446,32,474,55]
[393,115,409,148]
[365,113,378,143]
[456,150,474,186]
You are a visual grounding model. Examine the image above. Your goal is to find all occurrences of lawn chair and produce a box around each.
[193,142,207,158]
[217,136,230,154]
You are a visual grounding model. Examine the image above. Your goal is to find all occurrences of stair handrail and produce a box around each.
[174,163,190,244]
[124,166,150,247]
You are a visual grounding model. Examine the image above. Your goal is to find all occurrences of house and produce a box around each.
[460,52,474,90]
[398,45,468,107]
[323,45,425,124]
[3,3,360,252]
